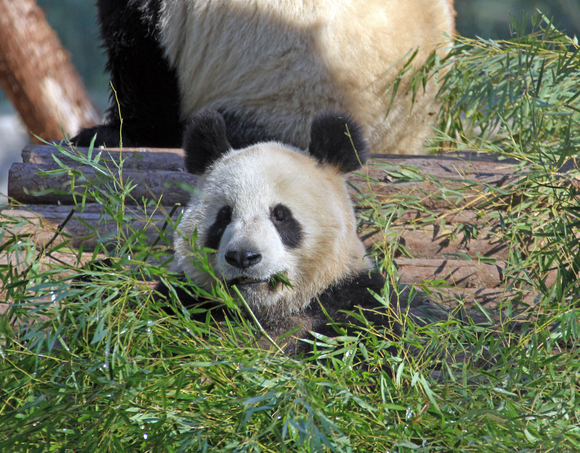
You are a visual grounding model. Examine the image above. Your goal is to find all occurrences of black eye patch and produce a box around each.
[204,205,232,250]
[270,204,302,249]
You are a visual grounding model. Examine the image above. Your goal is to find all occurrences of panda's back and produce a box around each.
[159,0,453,152]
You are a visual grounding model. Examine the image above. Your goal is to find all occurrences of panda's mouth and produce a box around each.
[229,277,270,287]
[228,275,286,292]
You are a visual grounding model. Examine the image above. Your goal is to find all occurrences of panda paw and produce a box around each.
[71,125,128,148]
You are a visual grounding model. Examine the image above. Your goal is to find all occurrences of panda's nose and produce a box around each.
[225,250,262,269]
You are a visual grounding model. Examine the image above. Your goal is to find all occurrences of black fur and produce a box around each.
[204,206,233,250]
[72,0,182,148]
[308,111,368,173]
[217,109,280,150]
[270,204,303,249]
[183,110,232,175]
[182,109,368,177]
[154,271,396,355]
[71,2,289,149]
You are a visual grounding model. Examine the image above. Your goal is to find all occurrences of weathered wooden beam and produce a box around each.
[9,146,519,207]
[0,248,108,271]
[21,144,518,172]
[396,259,554,291]
[8,163,198,205]
[0,204,177,250]
[2,204,504,260]
[395,258,505,288]
[21,145,186,171]
[415,287,541,311]
[362,226,509,259]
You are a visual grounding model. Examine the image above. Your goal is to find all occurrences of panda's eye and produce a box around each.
[270,204,303,249]
[204,205,232,250]
[216,205,232,224]
[271,204,289,222]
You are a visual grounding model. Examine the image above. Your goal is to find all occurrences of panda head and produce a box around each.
[174,109,370,321]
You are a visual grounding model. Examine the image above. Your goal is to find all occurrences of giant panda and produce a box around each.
[155,109,400,353]
[74,0,454,155]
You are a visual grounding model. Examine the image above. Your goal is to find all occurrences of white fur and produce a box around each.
[174,143,369,319]
[159,0,453,155]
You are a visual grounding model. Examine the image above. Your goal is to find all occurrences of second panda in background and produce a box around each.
[73,0,454,155]
[155,110,404,354]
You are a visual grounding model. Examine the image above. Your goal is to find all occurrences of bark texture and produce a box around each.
[0,0,100,142]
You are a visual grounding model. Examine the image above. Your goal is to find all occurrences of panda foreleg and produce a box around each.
[72,0,182,148]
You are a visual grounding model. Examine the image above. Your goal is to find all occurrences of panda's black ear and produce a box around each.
[183,109,232,175]
[307,110,369,173]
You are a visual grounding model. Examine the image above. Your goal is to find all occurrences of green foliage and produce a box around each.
[434,13,580,306]
[2,16,580,452]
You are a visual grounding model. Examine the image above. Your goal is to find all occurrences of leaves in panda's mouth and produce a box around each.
[270,273,293,289]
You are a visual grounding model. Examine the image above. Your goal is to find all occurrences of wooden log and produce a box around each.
[363,226,509,259]
[8,153,518,206]
[8,162,198,205]
[2,204,496,253]
[0,0,99,141]
[22,144,518,172]
[0,204,179,250]
[7,142,544,307]
[16,145,521,208]
[0,248,108,272]
[416,287,541,311]
[394,258,504,288]
[3,204,504,261]
[21,145,186,171]
[358,208,486,225]
[350,171,519,211]
[395,259,556,292]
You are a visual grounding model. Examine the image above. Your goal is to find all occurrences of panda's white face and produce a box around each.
[174,143,368,320]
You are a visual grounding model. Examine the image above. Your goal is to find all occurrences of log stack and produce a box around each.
[2,144,535,308]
